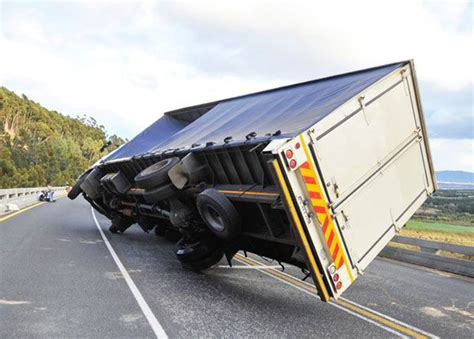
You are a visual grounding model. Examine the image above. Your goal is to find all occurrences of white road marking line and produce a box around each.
[233,257,407,338]
[237,254,438,338]
[91,208,168,339]
[339,298,439,339]
[273,269,437,338]
[215,265,282,269]
[235,255,442,338]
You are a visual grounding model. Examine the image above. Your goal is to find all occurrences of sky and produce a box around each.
[0,0,472,172]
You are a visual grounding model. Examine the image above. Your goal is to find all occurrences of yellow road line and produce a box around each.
[0,202,46,222]
[272,160,330,302]
[334,299,427,339]
[235,254,429,339]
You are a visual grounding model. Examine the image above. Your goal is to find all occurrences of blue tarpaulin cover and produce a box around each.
[103,115,186,161]
[104,62,404,162]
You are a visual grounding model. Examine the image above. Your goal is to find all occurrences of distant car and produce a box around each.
[68,60,436,302]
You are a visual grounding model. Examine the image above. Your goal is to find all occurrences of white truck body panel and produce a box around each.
[272,61,436,300]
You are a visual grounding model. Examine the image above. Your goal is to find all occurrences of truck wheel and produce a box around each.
[181,248,224,271]
[142,183,177,203]
[197,189,241,241]
[175,237,218,263]
[109,225,120,234]
[134,157,180,189]
[68,171,90,200]
[80,168,104,200]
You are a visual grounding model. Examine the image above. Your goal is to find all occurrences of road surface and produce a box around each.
[1,198,473,338]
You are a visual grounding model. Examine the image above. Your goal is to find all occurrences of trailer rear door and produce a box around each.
[273,63,435,299]
[310,63,435,270]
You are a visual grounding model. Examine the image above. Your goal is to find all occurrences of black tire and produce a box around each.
[134,157,180,189]
[196,189,241,240]
[68,171,90,200]
[80,168,104,199]
[175,237,218,263]
[143,183,178,203]
[109,225,120,234]
[181,248,224,271]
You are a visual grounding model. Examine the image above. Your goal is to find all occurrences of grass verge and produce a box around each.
[405,219,474,233]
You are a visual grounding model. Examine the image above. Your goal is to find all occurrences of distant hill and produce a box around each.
[436,170,474,190]
[436,170,474,183]
[0,87,125,188]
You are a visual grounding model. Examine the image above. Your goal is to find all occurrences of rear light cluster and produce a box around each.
[286,143,300,169]
[328,265,343,290]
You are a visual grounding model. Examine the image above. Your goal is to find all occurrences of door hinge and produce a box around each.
[400,69,409,96]
[358,95,369,125]
[341,210,349,222]
[307,129,317,143]
[332,179,340,198]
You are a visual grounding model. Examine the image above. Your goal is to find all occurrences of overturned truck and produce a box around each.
[69,60,436,301]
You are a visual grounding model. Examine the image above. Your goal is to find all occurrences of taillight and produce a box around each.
[336,281,342,290]
[295,142,301,149]
[333,273,340,282]
[289,159,297,169]
[286,149,294,158]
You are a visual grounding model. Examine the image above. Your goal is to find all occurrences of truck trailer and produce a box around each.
[68,60,436,301]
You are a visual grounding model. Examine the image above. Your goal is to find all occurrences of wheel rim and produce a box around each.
[203,205,225,232]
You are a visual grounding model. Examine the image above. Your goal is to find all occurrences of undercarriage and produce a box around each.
[70,142,307,272]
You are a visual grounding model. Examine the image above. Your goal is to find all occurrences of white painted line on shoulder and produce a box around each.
[91,208,168,339]
[234,254,443,338]
[237,254,438,338]
[234,256,407,337]
[215,265,282,269]
[274,266,437,338]
[339,297,439,339]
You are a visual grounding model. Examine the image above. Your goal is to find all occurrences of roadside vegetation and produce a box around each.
[399,189,474,247]
[0,87,125,188]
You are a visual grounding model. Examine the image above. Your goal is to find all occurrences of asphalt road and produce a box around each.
[1,198,473,338]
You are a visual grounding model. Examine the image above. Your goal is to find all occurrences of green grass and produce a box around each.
[406,219,474,233]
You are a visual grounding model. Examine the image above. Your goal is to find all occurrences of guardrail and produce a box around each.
[380,235,474,278]
[0,187,67,214]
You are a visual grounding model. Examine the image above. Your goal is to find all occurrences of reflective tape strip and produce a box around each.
[217,190,279,197]
[273,160,330,302]
[298,135,354,282]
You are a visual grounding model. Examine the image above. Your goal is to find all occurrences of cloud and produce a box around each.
[430,138,474,172]
[163,1,473,91]
[0,1,472,171]
[421,83,473,139]
[0,2,279,137]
